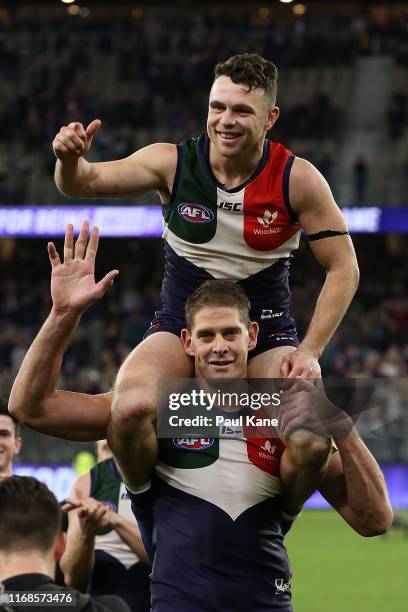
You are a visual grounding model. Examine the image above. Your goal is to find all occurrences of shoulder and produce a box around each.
[289,156,335,215]
[290,157,328,198]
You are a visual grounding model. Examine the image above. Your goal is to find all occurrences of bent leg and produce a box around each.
[108,332,193,486]
[248,347,331,513]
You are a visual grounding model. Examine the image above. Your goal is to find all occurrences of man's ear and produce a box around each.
[54,531,66,561]
[248,322,259,352]
[265,106,280,131]
[181,328,195,357]
[14,436,22,456]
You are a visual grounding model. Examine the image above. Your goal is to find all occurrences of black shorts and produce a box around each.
[144,308,298,358]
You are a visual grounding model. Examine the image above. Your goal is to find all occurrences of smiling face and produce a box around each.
[207,76,279,159]
[0,415,21,477]
[181,305,258,380]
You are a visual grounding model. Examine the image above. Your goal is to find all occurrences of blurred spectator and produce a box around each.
[61,441,150,612]
[0,397,21,478]
[0,476,131,612]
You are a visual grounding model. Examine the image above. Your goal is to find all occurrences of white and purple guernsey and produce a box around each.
[128,412,293,611]
[146,135,301,354]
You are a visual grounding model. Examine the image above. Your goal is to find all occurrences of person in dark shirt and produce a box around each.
[0,399,21,480]
[0,476,130,612]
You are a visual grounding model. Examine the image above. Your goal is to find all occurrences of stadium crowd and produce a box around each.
[0,3,408,205]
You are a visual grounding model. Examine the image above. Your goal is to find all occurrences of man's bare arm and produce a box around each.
[9,222,116,440]
[9,309,111,440]
[319,430,393,536]
[282,158,359,377]
[279,381,393,535]
[104,510,150,566]
[53,120,177,199]
[61,473,102,591]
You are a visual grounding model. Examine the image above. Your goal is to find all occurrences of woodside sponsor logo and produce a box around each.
[254,209,281,234]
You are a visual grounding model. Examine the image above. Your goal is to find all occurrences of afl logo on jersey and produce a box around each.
[173,437,214,450]
[178,203,214,223]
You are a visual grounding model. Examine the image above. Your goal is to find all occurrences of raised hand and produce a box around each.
[48,220,119,316]
[52,119,101,162]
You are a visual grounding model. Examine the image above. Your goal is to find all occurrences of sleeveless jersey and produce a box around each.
[90,458,141,569]
[161,134,301,317]
[129,409,293,611]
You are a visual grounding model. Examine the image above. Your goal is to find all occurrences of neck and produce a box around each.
[209,140,265,189]
[0,552,54,583]
[0,465,13,478]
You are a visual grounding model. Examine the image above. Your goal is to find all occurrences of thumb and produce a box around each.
[85,119,102,139]
[97,269,119,296]
[280,355,291,378]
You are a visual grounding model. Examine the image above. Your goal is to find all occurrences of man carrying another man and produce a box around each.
[8,224,392,611]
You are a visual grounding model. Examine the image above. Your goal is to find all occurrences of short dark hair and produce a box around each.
[0,397,20,436]
[185,280,251,331]
[0,476,62,553]
[214,53,278,104]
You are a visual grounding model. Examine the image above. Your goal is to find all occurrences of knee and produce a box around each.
[287,432,332,467]
[111,384,156,428]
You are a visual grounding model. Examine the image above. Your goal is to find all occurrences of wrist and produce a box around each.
[332,419,358,442]
[79,529,96,544]
[56,156,80,170]
[298,342,322,359]
[50,306,82,324]
[108,513,122,530]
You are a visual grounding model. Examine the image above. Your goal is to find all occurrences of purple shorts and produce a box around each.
[144,308,298,359]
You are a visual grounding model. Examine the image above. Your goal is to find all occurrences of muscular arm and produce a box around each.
[290,158,360,359]
[9,309,110,440]
[319,428,393,536]
[55,140,177,200]
[9,222,116,440]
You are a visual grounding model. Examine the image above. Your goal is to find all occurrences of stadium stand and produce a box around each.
[0,3,408,204]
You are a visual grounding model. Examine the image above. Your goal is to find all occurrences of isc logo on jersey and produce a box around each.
[218,201,242,212]
[178,203,214,223]
[173,437,214,450]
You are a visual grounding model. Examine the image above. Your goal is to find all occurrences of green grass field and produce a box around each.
[286,510,406,612]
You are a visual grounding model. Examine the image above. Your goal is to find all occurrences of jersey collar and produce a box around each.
[198,133,270,193]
